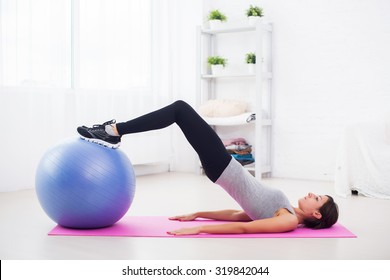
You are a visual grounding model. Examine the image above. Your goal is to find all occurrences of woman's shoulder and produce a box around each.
[275,208,297,218]
[274,208,299,229]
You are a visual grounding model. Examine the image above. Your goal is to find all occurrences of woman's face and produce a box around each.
[298,193,329,218]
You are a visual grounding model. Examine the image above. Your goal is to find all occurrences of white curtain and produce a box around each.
[0,0,174,191]
[335,121,390,199]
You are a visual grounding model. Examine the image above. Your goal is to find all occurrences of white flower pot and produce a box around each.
[247,63,255,74]
[211,64,224,75]
[208,19,222,29]
[247,16,262,26]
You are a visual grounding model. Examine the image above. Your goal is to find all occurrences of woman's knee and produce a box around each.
[173,100,190,109]
[172,100,195,115]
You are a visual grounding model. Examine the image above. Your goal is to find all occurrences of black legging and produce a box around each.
[116,100,232,182]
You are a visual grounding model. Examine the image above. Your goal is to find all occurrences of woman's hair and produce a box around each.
[303,195,339,229]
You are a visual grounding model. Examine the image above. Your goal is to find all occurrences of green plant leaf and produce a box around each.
[245,52,256,64]
[208,10,227,21]
[246,5,263,17]
[207,56,227,67]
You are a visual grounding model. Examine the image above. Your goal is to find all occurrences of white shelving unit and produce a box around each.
[196,22,273,179]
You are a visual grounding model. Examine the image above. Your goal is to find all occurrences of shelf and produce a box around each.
[203,113,272,126]
[202,26,255,34]
[201,23,272,35]
[201,72,272,79]
[197,22,273,178]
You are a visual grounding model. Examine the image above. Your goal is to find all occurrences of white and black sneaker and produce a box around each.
[77,120,121,149]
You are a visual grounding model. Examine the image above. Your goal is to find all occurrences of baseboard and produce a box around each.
[133,162,170,176]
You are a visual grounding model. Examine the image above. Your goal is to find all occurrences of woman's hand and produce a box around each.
[169,213,198,221]
[167,226,201,236]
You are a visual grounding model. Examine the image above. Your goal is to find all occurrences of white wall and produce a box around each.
[199,0,390,181]
[270,0,390,180]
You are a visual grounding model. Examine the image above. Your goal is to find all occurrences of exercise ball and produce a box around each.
[35,137,136,229]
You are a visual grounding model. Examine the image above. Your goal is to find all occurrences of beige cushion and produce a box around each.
[199,99,248,117]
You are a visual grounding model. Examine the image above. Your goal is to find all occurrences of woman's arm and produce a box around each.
[167,213,298,236]
[169,209,252,222]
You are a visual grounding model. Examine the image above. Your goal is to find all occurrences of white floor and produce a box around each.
[1,172,390,260]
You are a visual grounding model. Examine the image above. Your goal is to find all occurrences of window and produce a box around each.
[78,0,151,90]
[0,0,151,90]
[0,0,71,87]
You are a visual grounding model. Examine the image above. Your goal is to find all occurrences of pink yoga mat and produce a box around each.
[48,216,356,238]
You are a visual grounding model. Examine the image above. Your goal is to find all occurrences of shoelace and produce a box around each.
[102,119,117,126]
[91,119,117,131]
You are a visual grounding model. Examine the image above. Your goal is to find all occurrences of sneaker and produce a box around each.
[77,119,121,149]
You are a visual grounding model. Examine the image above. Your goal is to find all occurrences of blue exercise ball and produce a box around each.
[35,137,136,229]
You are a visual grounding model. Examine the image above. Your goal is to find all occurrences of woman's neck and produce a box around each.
[293,207,306,224]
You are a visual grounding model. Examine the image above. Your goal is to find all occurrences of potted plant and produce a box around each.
[245,5,263,25]
[245,52,256,74]
[208,56,227,75]
[207,10,227,29]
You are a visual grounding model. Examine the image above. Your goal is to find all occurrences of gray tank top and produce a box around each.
[215,158,295,220]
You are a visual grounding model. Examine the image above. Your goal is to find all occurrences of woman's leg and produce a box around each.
[116,100,231,182]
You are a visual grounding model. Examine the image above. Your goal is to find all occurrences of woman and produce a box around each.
[77,100,339,236]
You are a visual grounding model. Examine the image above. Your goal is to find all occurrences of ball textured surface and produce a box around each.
[35,137,136,229]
